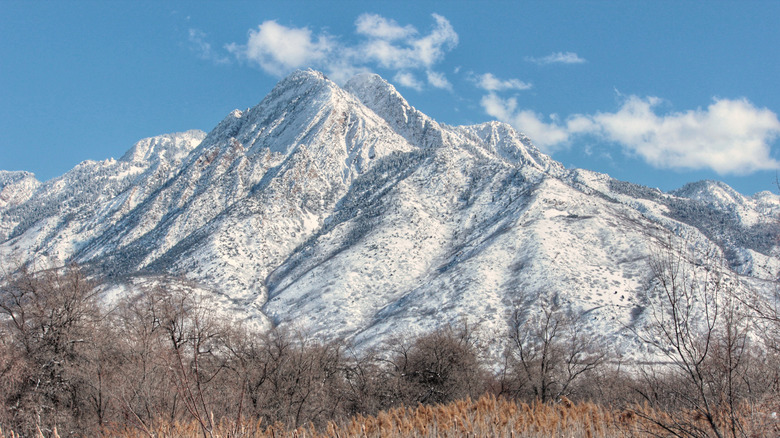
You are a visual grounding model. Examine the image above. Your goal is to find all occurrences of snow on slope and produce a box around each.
[74,70,419,317]
[0,171,40,240]
[0,131,205,262]
[1,70,778,356]
[672,180,780,227]
[0,171,39,210]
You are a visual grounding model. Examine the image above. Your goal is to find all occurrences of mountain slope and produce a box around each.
[1,70,777,353]
[0,131,205,260]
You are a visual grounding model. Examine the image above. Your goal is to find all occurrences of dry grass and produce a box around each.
[2,394,777,437]
[329,394,623,438]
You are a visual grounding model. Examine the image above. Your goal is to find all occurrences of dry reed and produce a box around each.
[3,394,777,437]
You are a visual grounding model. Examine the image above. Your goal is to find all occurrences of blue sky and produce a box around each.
[2,1,780,196]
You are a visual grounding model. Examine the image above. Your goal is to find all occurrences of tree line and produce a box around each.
[1,237,779,437]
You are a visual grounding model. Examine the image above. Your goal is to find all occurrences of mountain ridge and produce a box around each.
[1,69,777,354]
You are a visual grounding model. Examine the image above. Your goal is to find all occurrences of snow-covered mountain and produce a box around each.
[1,70,778,353]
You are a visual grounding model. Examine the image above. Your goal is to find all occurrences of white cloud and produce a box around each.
[480,93,512,120]
[480,93,780,174]
[526,51,586,65]
[411,14,458,67]
[225,14,458,91]
[593,96,780,174]
[426,70,451,90]
[481,93,581,151]
[355,14,416,40]
[226,21,334,76]
[360,39,409,70]
[475,73,532,91]
[393,72,424,91]
[358,13,458,70]
[188,28,229,64]
[323,60,371,86]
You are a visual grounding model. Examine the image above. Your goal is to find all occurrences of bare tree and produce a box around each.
[340,347,388,416]
[506,299,606,403]
[385,322,487,406]
[113,284,181,432]
[0,322,28,429]
[633,237,761,438]
[0,262,106,435]
[116,284,238,438]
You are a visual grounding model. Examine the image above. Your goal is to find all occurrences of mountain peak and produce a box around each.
[344,72,412,115]
[344,72,443,148]
[345,73,402,99]
[270,69,338,99]
[672,179,745,205]
[120,130,206,165]
[459,121,560,171]
[247,69,343,122]
[0,170,38,186]
[286,68,329,83]
[0,171,40,210]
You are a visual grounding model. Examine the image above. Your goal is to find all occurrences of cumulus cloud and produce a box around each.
[593,96,780,174]
[358,13,457,71]
[475,73,532,91]
[226,21,334,76]
[526,51,586,65]
[481,93,780,174]
[225,13,457,90]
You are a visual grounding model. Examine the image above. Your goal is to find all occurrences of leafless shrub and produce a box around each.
[0,261,106,435]
[503,300,606,404]
[631,237,772,437]
[114,284,246,438]
[384,322,487,407]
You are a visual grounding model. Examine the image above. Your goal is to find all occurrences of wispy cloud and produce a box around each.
[393,72,424,91]
[355,14,416,41]
[481,94,780,174]
[188,28,230,64]
[526,51,586,65]
[426,70,452,90]
[225,13,458,90]
[474,73,532,92]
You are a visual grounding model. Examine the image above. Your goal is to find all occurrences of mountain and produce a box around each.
[1,70,778,354]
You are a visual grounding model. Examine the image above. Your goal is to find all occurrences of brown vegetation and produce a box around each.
[2,239,780,437]
[2,394,777,437]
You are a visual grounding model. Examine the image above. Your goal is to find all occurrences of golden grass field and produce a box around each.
[3,393,777,438]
